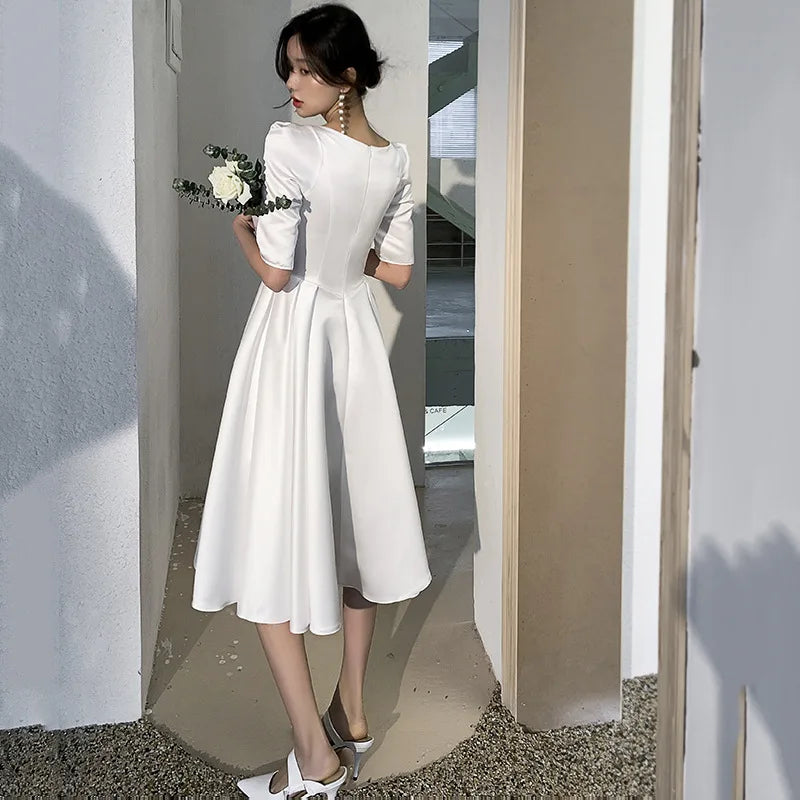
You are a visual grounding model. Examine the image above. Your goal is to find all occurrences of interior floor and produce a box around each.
[426,268,475,339]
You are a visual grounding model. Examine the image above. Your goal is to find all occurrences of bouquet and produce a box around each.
[172,143,294,216]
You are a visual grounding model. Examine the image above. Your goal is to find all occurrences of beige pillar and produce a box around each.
[504,0,634,729]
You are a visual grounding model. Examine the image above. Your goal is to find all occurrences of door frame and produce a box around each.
[501,0,525,715]
[656,0,702,796]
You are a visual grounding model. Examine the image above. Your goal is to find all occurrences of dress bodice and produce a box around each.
[254,121,415,297]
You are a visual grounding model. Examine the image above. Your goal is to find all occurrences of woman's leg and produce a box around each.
[254,621,341,793]
[325,587,377,739]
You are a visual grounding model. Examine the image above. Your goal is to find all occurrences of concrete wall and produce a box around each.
[621,0,673,679]
[132,0,181,708]
[685,1,800,796]
[0,0,142,727]
[472,0,511,683]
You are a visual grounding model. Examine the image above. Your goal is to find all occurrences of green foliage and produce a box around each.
[173,143,295,216]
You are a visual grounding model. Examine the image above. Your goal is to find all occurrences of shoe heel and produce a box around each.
[351,746,365,779]
[349,738,374,779]
[322,710,374,781]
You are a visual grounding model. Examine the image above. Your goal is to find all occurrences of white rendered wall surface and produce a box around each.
[132,0,181,709]
[471,0,511,681]
[621,0,673,679]
[0,0,141,728]
[685,1,800,796]
[179,0,294,495]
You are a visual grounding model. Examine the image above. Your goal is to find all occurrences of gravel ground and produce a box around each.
[0,675,655,799]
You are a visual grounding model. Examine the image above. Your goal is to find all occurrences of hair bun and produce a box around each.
[277,5,386,97]
[362,47,382,89]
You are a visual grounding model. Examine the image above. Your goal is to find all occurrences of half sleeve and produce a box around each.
[372,144,415,266]
[255,122,303,270]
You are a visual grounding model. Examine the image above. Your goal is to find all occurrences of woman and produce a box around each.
[189,3,432,798]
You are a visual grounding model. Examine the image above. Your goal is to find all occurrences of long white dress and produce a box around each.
[190,120,432,635]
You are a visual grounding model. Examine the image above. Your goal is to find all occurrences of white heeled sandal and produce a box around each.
[236,747,348,799]
[322,709,374,780]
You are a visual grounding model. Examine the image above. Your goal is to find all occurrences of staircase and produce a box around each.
[424,33,478,428]
[427,31,478,237]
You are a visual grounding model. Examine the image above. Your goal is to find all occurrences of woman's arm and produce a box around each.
[364,248,412,290]
[233,215,292,293]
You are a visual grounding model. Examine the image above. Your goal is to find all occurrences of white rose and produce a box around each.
[208,163,253,206]
[237,181,252,205]
[208,165,244,202]
[225,159,252,204]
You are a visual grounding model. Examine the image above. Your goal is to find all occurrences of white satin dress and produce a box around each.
[190,120,432,635]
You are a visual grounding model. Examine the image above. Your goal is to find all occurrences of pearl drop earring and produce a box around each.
[338,90,348,135]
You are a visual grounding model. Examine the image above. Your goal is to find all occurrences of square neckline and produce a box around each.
[316,124,394,150]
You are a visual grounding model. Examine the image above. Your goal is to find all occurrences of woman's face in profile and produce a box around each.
[285,34,345,119]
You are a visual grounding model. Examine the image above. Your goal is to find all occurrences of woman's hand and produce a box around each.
[233,213,256,237]
[364,248,380,277]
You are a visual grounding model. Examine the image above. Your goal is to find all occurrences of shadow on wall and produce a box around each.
[0,143,137,722]
[0,144,137,499]
[688,525,800,798]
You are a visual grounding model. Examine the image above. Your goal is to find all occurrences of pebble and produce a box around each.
[0,676,657,796]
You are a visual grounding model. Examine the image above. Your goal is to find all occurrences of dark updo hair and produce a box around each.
[274,3,386,107]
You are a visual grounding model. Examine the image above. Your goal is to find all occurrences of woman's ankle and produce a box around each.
[329,684,368,737]
[294,740,341,780]
[333,683,364,716]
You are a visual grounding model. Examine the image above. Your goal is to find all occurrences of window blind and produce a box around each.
[428,39,477,159]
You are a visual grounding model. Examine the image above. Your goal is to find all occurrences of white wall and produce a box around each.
[621,0,673,679]
[685,1,800,796]
[0,0,142,727]
[434,158,475,217]
[472,0,511,681]
[179,0,293,495]
[133,0,181,707]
